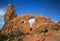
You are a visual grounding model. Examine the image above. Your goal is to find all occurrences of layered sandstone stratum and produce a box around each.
[0,4,60,41]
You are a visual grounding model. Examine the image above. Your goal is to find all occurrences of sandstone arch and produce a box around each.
[28,18,35,31]
[1,4,60,41]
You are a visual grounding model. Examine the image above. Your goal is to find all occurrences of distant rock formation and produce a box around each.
[4,4,17,23]
[0,4,60,41]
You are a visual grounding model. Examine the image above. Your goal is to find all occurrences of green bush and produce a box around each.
[25,32,30,35]
[38,30,44,33]
[18,38,23,41]
[10,31,24,37]
[0,31,25,41]
[0,34,8,41]
[54,27,59,31]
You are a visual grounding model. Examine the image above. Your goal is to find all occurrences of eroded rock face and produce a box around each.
[1,4,60,41]
[2,14,53,34]
[4,4,17,23]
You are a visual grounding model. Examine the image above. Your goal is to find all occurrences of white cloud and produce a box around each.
[0,7,6,29]
[28,18,35,27]
[0,16,4,29]
[0,7,6,16]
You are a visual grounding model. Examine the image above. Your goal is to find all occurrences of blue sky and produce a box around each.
[0,0,60,29]
[28,18,35,27]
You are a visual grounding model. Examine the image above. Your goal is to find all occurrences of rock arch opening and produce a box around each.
[28,18,35,31]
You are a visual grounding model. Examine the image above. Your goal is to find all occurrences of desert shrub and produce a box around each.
[38,29,48,34]
[18,31,24,36]
[38,30,44,33]
[54,27,59,31]
[25,32,30,35]
[10,31,16,37]
[10,31,25,37]
[0,34,8,41]
[0,31,25,41]
[18,38,23,41]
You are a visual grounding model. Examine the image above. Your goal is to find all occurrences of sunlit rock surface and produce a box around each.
[0,4,60,41]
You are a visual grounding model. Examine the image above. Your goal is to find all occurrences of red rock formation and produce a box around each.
[4,4,17,23]
[1,4,60,41]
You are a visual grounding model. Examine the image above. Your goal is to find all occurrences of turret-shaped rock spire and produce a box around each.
[4,4,17,23]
